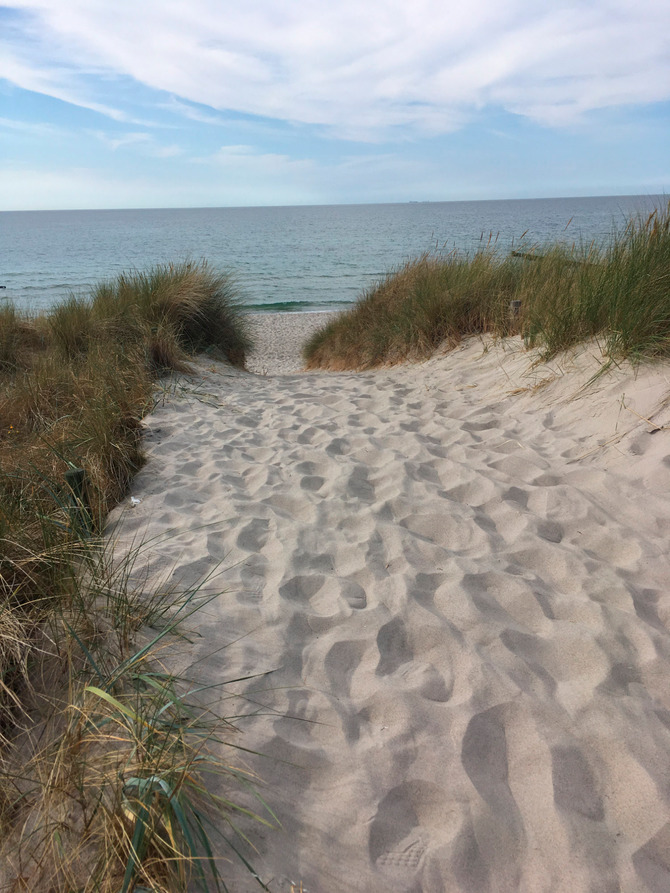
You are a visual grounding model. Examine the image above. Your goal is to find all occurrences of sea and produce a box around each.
[0,195,664,315]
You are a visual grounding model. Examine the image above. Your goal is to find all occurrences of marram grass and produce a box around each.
[304,202,670,369]
[0,532,276,892]
[0,263,268,890]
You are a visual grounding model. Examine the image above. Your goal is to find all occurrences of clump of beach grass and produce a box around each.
[0,530,275,892]
[304,202,670,369]
[87,262,251,367]
[0,262,265,889]
[304,250,519,369]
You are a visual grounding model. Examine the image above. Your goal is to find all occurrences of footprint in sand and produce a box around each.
[375,617,412,676]
[236,517,271,552]
[324,639,367,697]
[398,661,453,702]
[369,780,460,874]
[279,574,325,603]
[340,579,367,609]
[300,474,325,492]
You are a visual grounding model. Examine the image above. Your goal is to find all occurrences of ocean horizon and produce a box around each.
[1,194,664,314]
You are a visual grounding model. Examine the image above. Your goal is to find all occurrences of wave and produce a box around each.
[241,299,355,313]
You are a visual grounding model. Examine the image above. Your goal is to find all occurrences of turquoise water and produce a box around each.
[0,195,663,314]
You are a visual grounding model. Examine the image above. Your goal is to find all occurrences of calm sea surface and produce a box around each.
[0,195,664,314]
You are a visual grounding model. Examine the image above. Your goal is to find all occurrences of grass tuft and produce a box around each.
[89,262,251,367]
[304,201,670,369]
[0,262,263,889]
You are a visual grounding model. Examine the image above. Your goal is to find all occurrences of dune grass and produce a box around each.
[0,262,264,890]
[304,202,670,369]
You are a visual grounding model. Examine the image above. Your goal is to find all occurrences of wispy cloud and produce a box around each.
[1,43,127,121]
[1,1,667,209]
[90,129,184,158]
[3,1,668,138]
[160,96,228,126]
[0,115,61,136]
[90,130,150,151]
[202,144,317,189]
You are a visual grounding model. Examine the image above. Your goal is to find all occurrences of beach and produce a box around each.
[107,312,670,892]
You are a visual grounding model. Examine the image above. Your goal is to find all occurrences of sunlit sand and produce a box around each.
[108,313,670,891]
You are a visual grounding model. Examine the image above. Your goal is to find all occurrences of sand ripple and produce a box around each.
[108,331,670,892]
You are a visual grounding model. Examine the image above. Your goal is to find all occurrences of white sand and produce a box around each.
[245,311,339,374]
[108,315,670,892]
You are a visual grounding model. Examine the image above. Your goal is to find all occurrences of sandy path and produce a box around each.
[108,318,670,892]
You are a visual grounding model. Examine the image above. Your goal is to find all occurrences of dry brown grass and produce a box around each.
[304,203,670,369]
[0,263,266,890]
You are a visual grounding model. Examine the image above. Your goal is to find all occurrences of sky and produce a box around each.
[1,1,668,210]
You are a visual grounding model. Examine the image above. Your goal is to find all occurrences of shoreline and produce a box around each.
[244,310,339,374]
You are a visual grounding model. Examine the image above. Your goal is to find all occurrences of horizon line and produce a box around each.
[1,191,666,215]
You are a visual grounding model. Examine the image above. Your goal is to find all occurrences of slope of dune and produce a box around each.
[107,318,670,892]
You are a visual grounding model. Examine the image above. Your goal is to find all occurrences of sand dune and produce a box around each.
[107,314,670,892]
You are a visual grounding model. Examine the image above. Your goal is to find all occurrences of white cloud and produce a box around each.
[0,146,321,210]
[2,0,669,139]
[160,96,227,126]
[0,115,61,136]
[0,45,127,120]
[199,144,319,201]
[91,130,150,151]
[88,129,183,157]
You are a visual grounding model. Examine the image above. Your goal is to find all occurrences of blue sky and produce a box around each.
[1,1,668,210]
